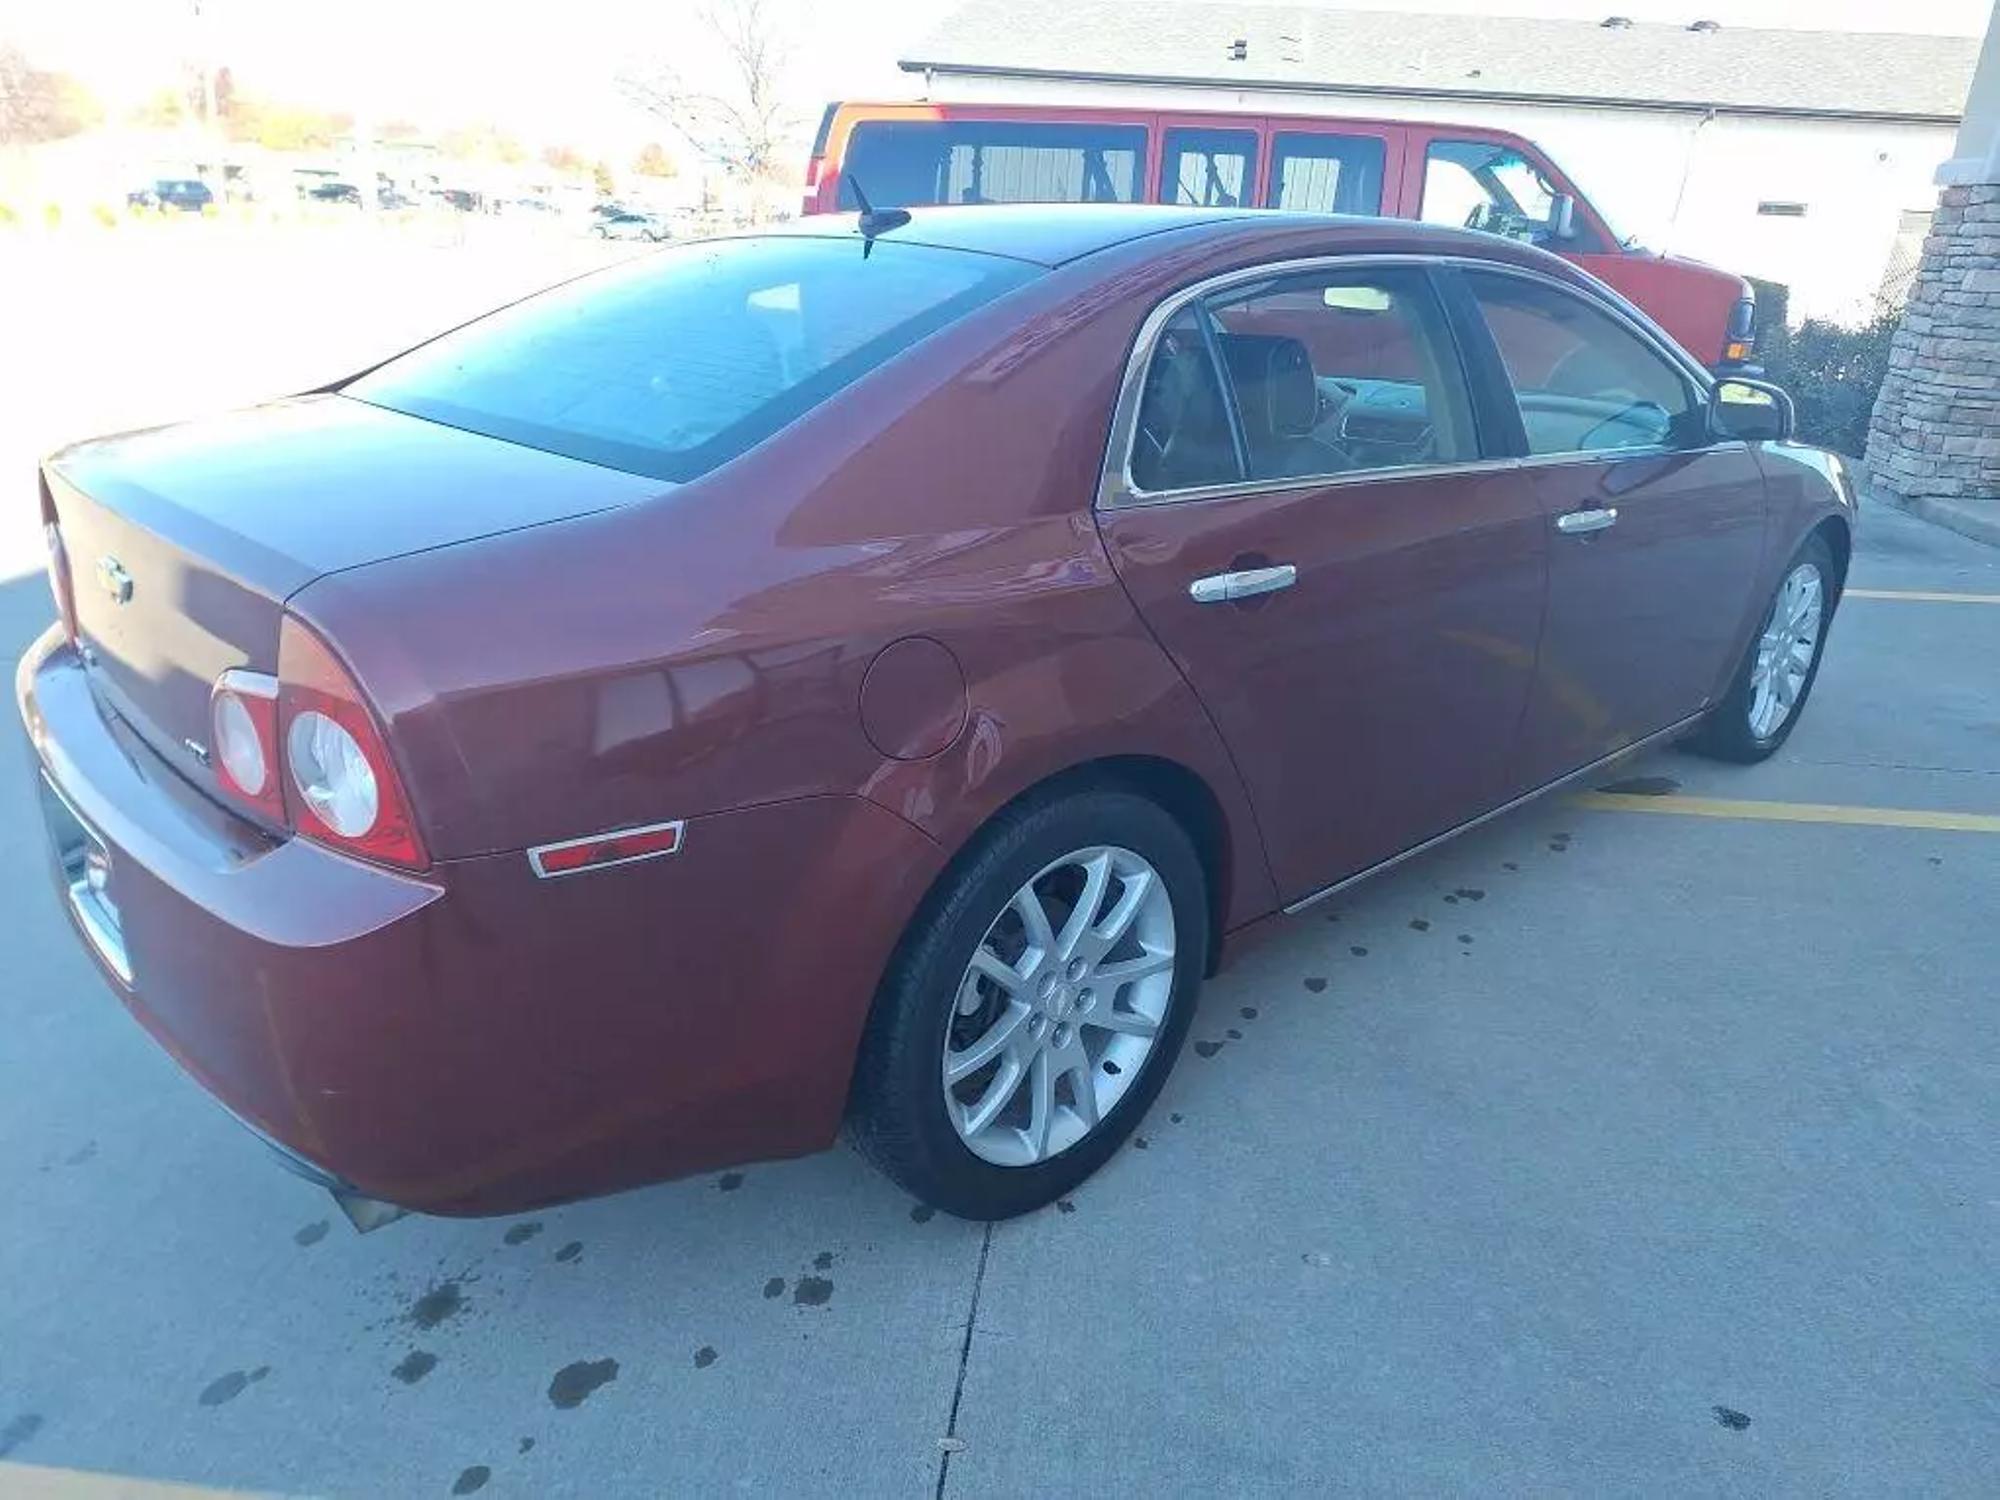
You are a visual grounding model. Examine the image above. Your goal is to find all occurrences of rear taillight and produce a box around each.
[210,670,283,822]
[276,614,428,870]
[40,479,78,644]
[1724,293,1756,364]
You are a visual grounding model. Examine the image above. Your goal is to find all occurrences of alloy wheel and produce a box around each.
[942,845,1176,1166]
[1748,562,1824,739]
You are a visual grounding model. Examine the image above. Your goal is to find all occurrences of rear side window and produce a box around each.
[1462,270,1703,455]
[1130,309,1241,492]
[1162,128,1256,208]
[839,120,1147,209]
[348,237,1037,482]
[1263,133,1386,214]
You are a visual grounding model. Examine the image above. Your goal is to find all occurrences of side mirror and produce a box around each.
[1710,378,1794,443]
[1548,194,1577,242]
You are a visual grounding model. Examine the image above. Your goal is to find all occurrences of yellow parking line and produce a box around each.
[1571,791,2000,833]
[1844,588,2000,604]
[0,1462,276,1498]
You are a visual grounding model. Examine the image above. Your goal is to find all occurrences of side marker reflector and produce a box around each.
[528,820,685,878]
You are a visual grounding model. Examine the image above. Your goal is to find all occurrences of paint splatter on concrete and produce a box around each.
[503,1221,543,1246]
[793,1277,834,1307]
[548,1359,618,1409]
[393,1350,438,1385]
[452,1464,491,1494]
[198,1372,251,1407]
[294,1220,330,1247]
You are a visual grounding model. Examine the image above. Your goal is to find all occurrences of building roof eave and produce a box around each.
[895,58,1964,128]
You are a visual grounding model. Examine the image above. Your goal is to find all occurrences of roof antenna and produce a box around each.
[847,175,910,254]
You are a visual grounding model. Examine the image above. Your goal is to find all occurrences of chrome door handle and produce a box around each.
[1189,564,1298,604]
[1555,507,1618,536]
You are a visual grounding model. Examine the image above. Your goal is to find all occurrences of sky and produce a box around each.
[2,0,1992,155]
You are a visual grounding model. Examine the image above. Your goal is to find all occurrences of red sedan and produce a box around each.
[19,207,1853,1225]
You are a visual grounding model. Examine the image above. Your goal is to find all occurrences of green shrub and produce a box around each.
[1754,313,1899,458]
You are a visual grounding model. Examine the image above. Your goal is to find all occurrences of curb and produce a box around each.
[1867,488,2000,550]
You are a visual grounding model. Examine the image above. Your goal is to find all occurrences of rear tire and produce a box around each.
[1686,533,1836,763]
[849,786,1207,1220]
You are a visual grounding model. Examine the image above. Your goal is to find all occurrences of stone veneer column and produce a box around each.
[1865,4,2000,509]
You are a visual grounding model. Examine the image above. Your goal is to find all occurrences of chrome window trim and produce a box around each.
[1096,251,1716,511]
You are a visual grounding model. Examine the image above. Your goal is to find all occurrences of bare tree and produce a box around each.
[617,0,792,196]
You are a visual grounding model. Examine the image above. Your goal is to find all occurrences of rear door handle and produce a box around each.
[1189,564,1298,604]
[1555,507,1618,536]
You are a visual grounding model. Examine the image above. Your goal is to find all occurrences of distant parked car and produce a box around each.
[592,211,666,242]
[23,207,1852,1228]
[127,179,214,213]
[307,181,363,207]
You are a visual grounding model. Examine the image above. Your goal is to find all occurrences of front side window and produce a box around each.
[839,120,1146,208]
[1162,128,1255,208]
[1422,141,1600,251]
[1263,133,1386,214]
[349,237,1036,482]
[1462,269,1703,455]
[1204,268,1476,482]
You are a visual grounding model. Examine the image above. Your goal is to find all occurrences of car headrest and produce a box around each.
[1217,333,1319,443]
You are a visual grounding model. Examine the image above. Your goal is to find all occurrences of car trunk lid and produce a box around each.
[46,393,664,793]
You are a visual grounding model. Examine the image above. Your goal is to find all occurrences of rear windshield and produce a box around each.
[346,236,1037,482]
[840,120,1147,210]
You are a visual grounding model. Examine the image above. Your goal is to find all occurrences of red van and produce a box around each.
[803,102,1756,370]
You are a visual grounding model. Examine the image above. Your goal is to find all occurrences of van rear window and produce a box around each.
[347,237,1036,483]
[840,120,1147,210]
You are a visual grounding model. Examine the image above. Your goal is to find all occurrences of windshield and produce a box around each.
[347,235,1037,482]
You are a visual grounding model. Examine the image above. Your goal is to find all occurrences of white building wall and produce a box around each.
[917,72,1955,324]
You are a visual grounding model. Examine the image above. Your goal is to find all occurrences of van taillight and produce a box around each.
[276,615,429,871]
[1724,294,1756,364]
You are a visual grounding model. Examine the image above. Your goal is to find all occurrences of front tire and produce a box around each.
[849,787,1207,1219]
[1687,533,1836,763]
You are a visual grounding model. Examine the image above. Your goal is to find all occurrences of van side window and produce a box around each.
[1263,134,1386,214]
[839,121,1147,208]
[1130,309,1243,493]
[1203,268,1476,482]
[1462,270,1704,455]
[1162,129,1255,208]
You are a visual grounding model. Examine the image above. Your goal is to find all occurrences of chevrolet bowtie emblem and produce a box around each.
[96,556,133,604]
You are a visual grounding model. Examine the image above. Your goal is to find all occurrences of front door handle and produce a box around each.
[1555,507,1618,536]
[1189,564,1298,604]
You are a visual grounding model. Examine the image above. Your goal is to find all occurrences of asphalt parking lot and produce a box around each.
[3,499,1996,1498]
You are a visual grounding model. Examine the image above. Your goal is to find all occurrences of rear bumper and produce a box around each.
[18,626,947,1216]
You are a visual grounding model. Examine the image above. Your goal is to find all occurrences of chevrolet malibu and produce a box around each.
[19,206,1853,1226]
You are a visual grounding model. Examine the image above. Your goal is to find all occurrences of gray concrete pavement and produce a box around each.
[2,502,1996,1497]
